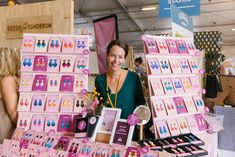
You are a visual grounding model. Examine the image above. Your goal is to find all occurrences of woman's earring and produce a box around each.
[121,63,125,69]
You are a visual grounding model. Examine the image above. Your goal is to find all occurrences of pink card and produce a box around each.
[60,55,75,73]
[190,76,200,92]
[156,38,169,54]
[48,37,62,53]
[185,40,197,55]
[32,75,47,91]
[47,75,61,92]
[17,94,32,112]
[188,58,200,73]
[183,96,197,113]
[186,115,199,133]
[167,119,181,136]
[179,59,191,73]
[74,95,87,113]
[74,56,89,73]
[47,56,60,72]
[169,59,182,74]
[171,78,184,94]
[143,37,159,54]
[75,37,90,54]
[193,96,205,112]
[147,59,161,75]
[62,37,76,53]
[161,78,175,94]
[173,97,188,114]
[158,58,171,74]
[154,119,171,138]
[30,114,45,132]
[33,55,48,71]
[19,74,34,92]
[73,74,88,93]
[149,78,164,96]
[31,94,46,112]
[176,117,190,134]
[45,95,60,112]
[181,77,193,93]
[194,114,207,131]
[21,36,35,52]
[163,98,177,116]
[176,40,188,54]
[60,95,74,113]
[21,55,34,72]
[151,98,167,118]
[57,115,73,132]
[166,39,179,54]
[34,36,49,53]
[60,75,74,92]
[44,114,59,133]
[17,112,32,130]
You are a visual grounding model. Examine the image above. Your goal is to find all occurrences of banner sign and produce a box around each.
[93,14,118,74]
[159,0,200,18]
[171,4,193,38]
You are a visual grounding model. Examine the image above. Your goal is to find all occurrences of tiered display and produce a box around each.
[17,33,90,134]
[140,35,208,156]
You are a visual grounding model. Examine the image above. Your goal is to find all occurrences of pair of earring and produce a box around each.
[49,59,58,67]
[23,58,32,67]
[198,118,205,126]
[33,99,43,106]
[150,61,159,69]
[147,39,156,48]
[31,135,43,145]
[187,43,195,51]
[156,104,165,111]
[181,62,189,69]
[76,60,86,69]
[37,40,46,48]
[179,122,188,129]
[174,82,182,89]
[50,40,60,48]
[61,121,70,128]
[111,149,121,157]
[64,41,73,48]
[190,62,198,69]
[76,100,85,107]
[153,81,162,89]
[47,120,55,127]
[50,80,58,87]
[48,100,56,107]
[170,123,178,131]
[75,80,84,88]
[77,40,86,48]
[44,138,54,148]
[80,146,92,155]
[159,126,168,134]
[35,79,44,87]
[161,61,169,69]
[35,58,46,67]
[62,60,71,67]
[33,119,41,126]
[196,100,204,106]
[63,80,72,87]
[21,79,31,86]
[19,120,27,127]
[183,81,191,89]
[171,62,180,69]
[158,42,167,49]
[167,103,175,110]
[168,42,176,48]
[61,100,72,107]
[24,39,33,48]
[178,43,187,51]
[164,82,173,91]
[20,99,29,106]
[68,143,79,153]
[176,102,185,109]
[95,148,106,157]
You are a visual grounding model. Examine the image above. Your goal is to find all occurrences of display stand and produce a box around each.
[140,35,208,156]
[17,33,90,135]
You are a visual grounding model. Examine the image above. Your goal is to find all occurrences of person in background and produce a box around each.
[0,47,20,142]
[134,57,145,81]
[220,57,235,75]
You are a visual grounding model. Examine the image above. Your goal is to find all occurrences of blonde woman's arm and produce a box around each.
[0,76,18,125]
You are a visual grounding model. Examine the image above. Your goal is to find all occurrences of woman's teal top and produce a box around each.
[95,71,145,119]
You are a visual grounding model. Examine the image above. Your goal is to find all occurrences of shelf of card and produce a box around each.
[17,33,90,134]
[142,34,206,139]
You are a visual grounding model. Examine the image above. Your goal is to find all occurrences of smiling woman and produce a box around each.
[95,40,145,119]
